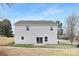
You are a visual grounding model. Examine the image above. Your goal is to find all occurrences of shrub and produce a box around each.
[77,44,79,48]
[8,41,15,45]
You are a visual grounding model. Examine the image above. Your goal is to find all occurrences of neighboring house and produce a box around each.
[62,33,68,40]
[15,21,58,45]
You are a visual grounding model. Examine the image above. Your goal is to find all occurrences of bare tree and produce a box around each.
[65,13,79,45]
[0,3,13,8]
[0,3,13,18]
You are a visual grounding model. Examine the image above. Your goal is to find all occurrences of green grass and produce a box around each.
[11,44,47,48]
[11,44,77,48]
[11,44,34,48]
[46,44,76,48]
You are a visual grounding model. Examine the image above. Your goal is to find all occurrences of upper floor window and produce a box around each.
[26,26,29,31]
[50,26,53,31]
[50,28,53,31]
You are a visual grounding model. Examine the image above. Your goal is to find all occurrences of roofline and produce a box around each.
[14,20,58,26]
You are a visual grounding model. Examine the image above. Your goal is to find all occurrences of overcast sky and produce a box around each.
[0,3,79,33]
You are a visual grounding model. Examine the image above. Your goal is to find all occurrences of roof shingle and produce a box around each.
[15,21,57,26]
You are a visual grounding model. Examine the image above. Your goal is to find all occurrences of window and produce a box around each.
[21,36,24,40]
[45,37,48,42]
[50,28,53,31]
[26,26,29,31]
[50,26,53,31]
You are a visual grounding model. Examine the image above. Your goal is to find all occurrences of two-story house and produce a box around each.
[15,21,58,45]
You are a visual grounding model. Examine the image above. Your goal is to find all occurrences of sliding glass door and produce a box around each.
[36,37,43,44]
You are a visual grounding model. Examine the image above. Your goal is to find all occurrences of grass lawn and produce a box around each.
[46,44,76,48]
[11,43,77,48]
[0,46,79,56]
[11,44,34,48]
[10,44,79,56]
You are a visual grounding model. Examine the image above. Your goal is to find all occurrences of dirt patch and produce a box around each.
[0,50,8,56]
[0,46,79,56]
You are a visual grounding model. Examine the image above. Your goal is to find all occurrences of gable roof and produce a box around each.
[15,21,57,26]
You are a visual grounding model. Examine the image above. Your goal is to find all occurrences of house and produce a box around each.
[15,21,58,45]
